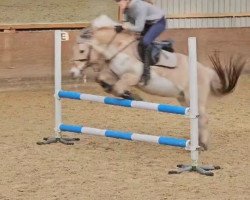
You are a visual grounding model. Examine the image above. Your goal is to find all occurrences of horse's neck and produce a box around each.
[91,48,104,61]
[91,34,136,59]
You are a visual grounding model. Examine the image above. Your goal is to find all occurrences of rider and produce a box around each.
[114,0,166,85]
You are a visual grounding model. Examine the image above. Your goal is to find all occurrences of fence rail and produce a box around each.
[0,22,90,31]
[168,12,250,19]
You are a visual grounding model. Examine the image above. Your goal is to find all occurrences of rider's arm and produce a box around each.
[123,2,147,32]
[143,0,154,4]
[131,10,147,32]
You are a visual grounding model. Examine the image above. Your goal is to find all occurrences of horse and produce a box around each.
[70,15,246,150]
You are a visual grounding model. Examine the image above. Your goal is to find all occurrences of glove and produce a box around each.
[114,25,124,33]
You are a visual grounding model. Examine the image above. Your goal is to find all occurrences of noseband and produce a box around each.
[73,45,93,69]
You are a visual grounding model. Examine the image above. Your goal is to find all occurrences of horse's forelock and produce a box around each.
[76,36,86,44]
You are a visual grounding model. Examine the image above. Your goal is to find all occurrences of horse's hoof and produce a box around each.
[99,81,113,93]
[121,91,133,100]
[121,91,143,101]
[199,143,208,151]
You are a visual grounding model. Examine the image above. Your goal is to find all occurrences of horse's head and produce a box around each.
[70,28,105,79]
[70,43,90,78]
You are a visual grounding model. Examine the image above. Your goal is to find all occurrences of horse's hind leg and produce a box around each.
[197,106,210,150]
[182,87,210,150]
[197,80,212,150]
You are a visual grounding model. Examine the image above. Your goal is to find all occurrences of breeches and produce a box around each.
[141,17,166,46]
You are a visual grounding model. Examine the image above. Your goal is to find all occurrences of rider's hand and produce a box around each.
[115,25,124,33]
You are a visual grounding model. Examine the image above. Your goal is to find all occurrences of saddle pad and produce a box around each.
[156,50,177,68]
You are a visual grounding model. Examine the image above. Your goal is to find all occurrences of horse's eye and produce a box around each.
[80,50,85,53]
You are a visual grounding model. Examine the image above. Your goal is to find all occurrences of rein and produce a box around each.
[104,31,137,63]
[107,32,119,47]
[106,38,137,62]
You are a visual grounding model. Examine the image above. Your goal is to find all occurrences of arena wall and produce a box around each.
[0,28,249,89]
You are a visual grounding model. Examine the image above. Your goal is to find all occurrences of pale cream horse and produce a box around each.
[70,15,246,150]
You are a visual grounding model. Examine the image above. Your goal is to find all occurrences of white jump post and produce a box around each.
[55,30,62,139]
[189,37,199,168]
[168,37,201,173]
[37,30,79,144]
[37,31,219,176]
[169,37,219,175]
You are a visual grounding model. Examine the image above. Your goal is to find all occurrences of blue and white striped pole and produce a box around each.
[60,124,190,148]
[58,90,189,116]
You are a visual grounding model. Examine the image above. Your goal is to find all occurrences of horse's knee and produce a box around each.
[96,73,106,82]
[98,69,118,85]
[113,84,128,97]
[99,81,113,93]
[177,91,187,106]
[112,84,133,99]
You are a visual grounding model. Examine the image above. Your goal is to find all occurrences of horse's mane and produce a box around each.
[91,15,120,29]
[77,15,136,44]
[93,15,136,38]
[78,15,115,42]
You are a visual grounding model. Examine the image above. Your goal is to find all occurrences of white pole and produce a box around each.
[54,30,62,138]
[188,37,199,166]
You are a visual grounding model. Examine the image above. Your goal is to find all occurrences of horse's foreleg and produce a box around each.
[113,73,142,101]
[177,91,188,107]
[96,68,118,93]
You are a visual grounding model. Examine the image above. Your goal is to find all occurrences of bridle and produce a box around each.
[73,44,93,70]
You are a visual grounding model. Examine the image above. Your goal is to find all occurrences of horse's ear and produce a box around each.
[80,27,93,39]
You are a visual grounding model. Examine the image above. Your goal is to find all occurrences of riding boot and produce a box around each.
[140,45,152,85]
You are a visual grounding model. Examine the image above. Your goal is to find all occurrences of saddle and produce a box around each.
[138,40,177,68]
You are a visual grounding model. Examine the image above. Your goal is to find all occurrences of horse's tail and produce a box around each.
[209,53,246,96]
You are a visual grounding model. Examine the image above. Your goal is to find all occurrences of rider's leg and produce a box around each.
[140,17,166,85]
[141,44,153,85]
